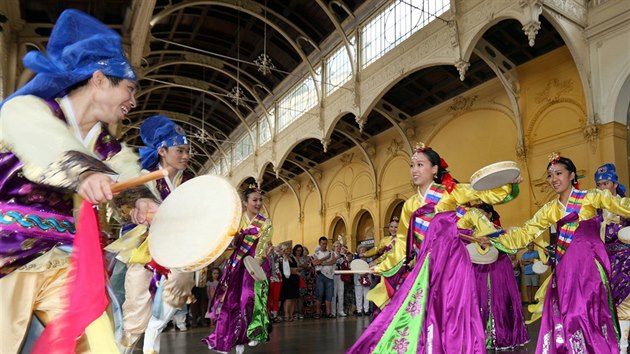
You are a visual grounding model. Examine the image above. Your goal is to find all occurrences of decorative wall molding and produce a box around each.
[387,139,404,155]
[447,95,478,113]
[340,152,354,166]
[535,78,574,104]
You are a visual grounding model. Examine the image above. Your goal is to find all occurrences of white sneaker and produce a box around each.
[248,340,259,347]
[176,324,188,331]
[338,312,348,317]
[236,344,245,354]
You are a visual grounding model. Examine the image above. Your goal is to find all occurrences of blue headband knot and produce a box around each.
[594,163,626,197]
[0,9,137,108]
[139,115,189,169]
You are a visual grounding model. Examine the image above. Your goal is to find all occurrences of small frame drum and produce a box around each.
[243,256,267,282]
[149,175,242,272]
[350,259,370,272]
[470,161,520,191]
[334,259,372,274]
[618,226,630,244]
[532,260,549,274]
[466,243,499,264]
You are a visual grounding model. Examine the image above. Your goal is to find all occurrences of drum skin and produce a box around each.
[243,256,266,282]
[618,226,630,244]
[470,161,520,191]
[532,260,549,274]
[350,259,370,271]
[149,175,242,271]
[466,243,499,264]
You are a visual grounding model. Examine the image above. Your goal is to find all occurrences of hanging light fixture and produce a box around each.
[192,67,213,144]
[228,10,245,107]
[254,0,275,76]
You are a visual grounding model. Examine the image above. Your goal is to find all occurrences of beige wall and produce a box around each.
[264,46,627,253]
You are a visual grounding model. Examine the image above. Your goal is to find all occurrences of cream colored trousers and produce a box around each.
[0,266,119,353]
[120,263,154,349]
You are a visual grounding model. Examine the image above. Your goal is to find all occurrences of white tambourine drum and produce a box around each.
[350,259,370,272]
[466,243,499,264]
[470,161,520,191]
[149,175,242,272]
[618,226,630,244]
[532,260,549,274]
[243,256,267,282]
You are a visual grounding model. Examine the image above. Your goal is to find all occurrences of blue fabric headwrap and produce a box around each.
[139,115,189,170]
[0,9,136,109]
[594,163,626,197]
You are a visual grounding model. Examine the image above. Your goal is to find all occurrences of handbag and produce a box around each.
[340,260,352,283]
[359,274,371,287]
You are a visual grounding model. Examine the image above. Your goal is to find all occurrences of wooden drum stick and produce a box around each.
[111,170,168,193]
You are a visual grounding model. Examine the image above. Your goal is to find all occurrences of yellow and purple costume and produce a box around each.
[494,188,629,353]
[367,182,517,308]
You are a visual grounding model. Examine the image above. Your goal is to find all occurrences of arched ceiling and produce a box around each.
[14,1,565,192]
[16,0,371,173]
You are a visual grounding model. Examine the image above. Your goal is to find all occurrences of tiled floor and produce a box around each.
[146,311,540,353]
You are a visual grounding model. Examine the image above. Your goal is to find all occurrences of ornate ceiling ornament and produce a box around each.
[254,0,275,76]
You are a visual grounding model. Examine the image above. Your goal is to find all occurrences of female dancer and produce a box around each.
[362,217,403,313]
[473,203,528,350]
[594,163,630,352]
[347,143,518,353]
[489,154,626,353]
[204,186,273,354]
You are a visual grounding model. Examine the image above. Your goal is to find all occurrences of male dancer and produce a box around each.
[112,115,195,354]
[0,9,157,353]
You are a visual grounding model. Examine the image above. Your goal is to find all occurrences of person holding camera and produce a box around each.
[312,237,336,318]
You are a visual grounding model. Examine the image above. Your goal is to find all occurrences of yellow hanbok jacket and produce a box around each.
[368,182,516,308]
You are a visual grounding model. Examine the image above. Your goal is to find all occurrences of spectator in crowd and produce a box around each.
[332,241,348,317]
[342,246,355,316]
[312,237,336,318]
[520,243,540,304]
[354,245,371,317]
[206,267,222,327]
[190,267,209,327]
[302,246,318,318]
[267,245,284,322]
[293,244,308,319]
[508,253,522,292]
[281,244,300,321]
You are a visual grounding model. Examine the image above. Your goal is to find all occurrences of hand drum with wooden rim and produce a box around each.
[243,256,267,282]
[470,161,520,191]
[350,259,370,272]
[149,175,242,272]
[532,260,549,274]
[618,226,630,244]
[466,243,499,264]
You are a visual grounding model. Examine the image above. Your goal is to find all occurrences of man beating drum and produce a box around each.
[109,115,195,354]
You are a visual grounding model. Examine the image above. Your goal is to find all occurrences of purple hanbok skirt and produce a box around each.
[347,210,486,353]
[604,222,630,312]
[474,253,529,349]
[203,235,270,352]
[536,215,619,353]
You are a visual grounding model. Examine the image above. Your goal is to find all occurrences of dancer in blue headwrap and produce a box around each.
[108,114,195,354]
[0,9,158,353]
[595,163,630,352]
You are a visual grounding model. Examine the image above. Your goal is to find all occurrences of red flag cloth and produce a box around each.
[385,277,396,298]
[32,201,109,353]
